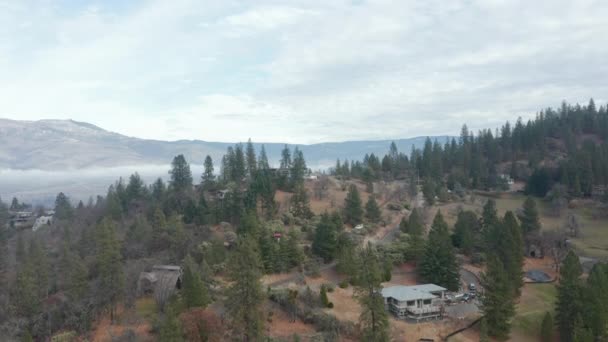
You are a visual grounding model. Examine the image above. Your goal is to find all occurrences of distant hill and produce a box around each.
[0,118,451,171]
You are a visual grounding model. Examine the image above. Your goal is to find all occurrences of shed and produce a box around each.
[137,265,183,297]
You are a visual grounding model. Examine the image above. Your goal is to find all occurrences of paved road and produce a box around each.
[459,268,481,293]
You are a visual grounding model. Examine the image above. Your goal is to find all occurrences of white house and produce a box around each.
[381,284,446,321]
[32,215,53,231]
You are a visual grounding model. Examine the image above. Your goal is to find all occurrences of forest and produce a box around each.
[0,100,607,341]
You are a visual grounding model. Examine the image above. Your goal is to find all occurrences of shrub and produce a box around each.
[327,302,334,309]
[338,280,349,288]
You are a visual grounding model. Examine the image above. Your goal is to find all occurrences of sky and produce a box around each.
[1,0,608,144]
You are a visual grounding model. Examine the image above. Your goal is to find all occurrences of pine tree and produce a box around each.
[55,192,73,220]
[452,210,478,255]
[481,253,515,340]
[226,239,265,341]
[419,211,459,291]
[312,213,339,262]
[169,154,193,194]
[290,185,313,219]
[365,196,382,223]
[541,312,554,342]
[159,306,184,342]
[583,263,608,339]
[233,144,246,182]
[500,211,524,297]
[355,243,390,342]
[344,185,363,225]
[201,155,215,190]
[95,218,125,323]
[402,208,424,235]
[258,145,270,170]
[290,147,307,190]
[479,317,490,342]
[556,251,584,342]
[245,139,257,178]
[182,256,209,308]
[520,197,541,234]
[320,285,330,308]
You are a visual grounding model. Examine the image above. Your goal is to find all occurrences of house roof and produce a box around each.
[381,284,446,302]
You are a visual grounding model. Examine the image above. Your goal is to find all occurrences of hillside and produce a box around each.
[0,118,449,170]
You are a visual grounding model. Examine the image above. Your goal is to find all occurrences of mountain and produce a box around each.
[0,118,450,170]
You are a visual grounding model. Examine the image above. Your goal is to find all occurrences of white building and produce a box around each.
[381,284,446,321]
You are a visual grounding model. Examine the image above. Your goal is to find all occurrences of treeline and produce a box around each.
[0,138,394,341]
[333,99,608,199]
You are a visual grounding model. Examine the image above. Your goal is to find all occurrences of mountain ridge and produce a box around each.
[0,118,452,170]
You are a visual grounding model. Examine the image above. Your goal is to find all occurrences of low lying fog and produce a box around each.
[0,164,206,207]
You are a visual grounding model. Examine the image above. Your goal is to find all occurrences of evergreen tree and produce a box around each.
[479,317,490,342]
[290,185,313,219]
[344,185,363,226]
[95,218,124,323]
[312,213,339,262]
[169,154,193,194]
[520,197,541,234]
[54,192,73,220]
[28,238,49,300]
[365,196,382,223]
[556,251,584,342]
[15,233,26,265]
[481,253,515,340]
[498,211,524,297]
[402,208,424,235]
[289,147,307,189]
[419,211,459,291]
[125,172,146,204]
[336,234,359,280]
[151,177,166,202]
[14,261,38,317]
[320,285,330,308]
[452,210,478,255]
[583,263,608,339]
[245,139,257,178]
[201,155,215,190]
[233,144,246,182]
[159,306,184,342]
[355,243,390,342]
[226,239,265,341]
[541,312,554,342]
[422,178,436,205]
[258,145,270,170]
[182,256,209,308]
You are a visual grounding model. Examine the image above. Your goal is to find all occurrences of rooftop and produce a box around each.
[381,284,446,302]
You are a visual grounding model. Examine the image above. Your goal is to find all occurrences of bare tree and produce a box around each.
[541,230,569,276]
[313,176,331,200]
[565,213,581,238]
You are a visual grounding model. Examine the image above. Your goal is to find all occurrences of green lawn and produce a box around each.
[512,284,557,337]
[475,192,608,259]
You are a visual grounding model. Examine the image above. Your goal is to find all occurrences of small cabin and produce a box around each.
[137,265,183,297]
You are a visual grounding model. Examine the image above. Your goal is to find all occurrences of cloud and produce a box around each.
[1,0,607,143]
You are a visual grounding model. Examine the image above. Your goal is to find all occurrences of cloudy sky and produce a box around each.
[1,0,607,144]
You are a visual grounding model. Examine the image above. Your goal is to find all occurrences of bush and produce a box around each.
[324,284,335,292]
[338,280,349,288]
[327,302,334,309]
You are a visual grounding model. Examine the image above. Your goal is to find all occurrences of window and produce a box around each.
[407,301,415,306]
[423,299,432,305]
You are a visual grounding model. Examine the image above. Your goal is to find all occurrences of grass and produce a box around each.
[135,297,158,321]
[473,192,608,259]
[512,284,557,336]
